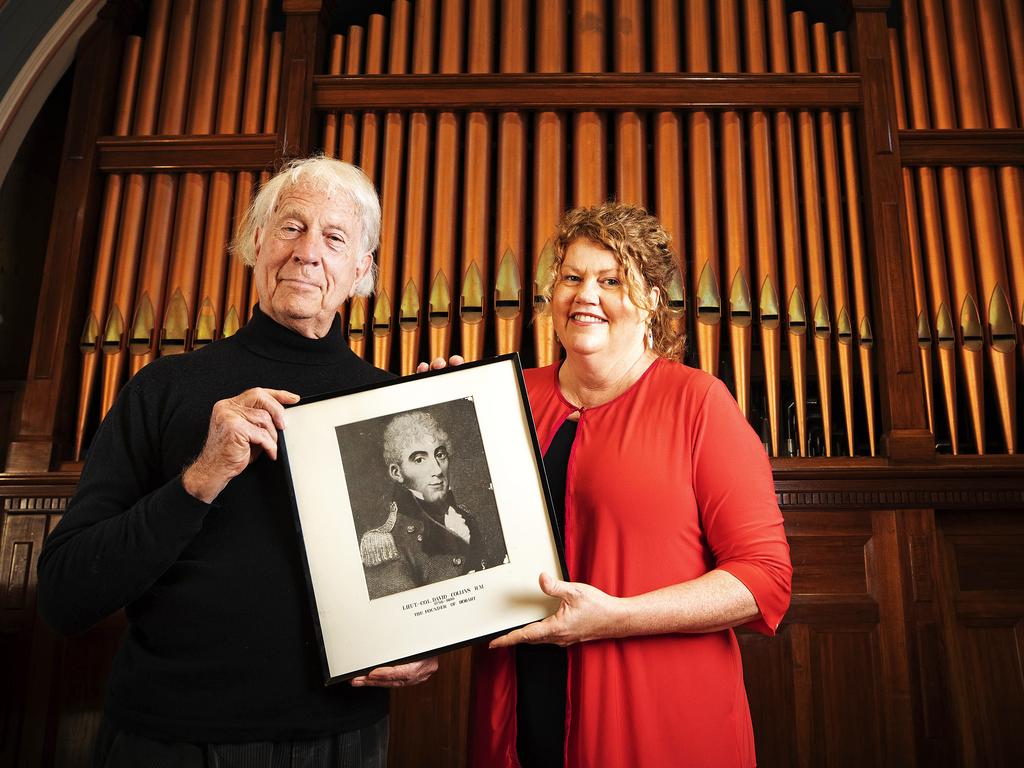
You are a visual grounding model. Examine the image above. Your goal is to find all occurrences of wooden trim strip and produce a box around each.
[899,129,1024,166]
[312,72,861,110]
[96,134,277,172]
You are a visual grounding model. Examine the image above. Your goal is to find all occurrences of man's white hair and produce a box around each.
[232,155,381,296]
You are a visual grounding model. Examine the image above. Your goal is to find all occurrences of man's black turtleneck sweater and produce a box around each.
[37,307,392,742]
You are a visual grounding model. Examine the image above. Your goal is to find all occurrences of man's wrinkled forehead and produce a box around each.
[272,184,359,228]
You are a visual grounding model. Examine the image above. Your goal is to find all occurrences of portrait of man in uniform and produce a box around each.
[336,398,509,600]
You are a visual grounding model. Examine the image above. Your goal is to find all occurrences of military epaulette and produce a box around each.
[359,501,400,567]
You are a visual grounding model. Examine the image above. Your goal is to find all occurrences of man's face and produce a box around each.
[253,184,372,338]
[390,432,450,504]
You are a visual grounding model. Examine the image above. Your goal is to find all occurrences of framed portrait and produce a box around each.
[280,354,565,683]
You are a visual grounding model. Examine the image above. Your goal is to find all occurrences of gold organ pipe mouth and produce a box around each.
[348,298,367,339]
[194,298,217,348]
[495,249,522,320]
[429,271,452,329]
[858,317,874,348]
[787,288,807,334]
[222,307,241,340]
[917,312,931,348]
[836,307,853,343]
[129,294,155,355]
[935,304,955,346]
[533,241,557,310]
[399,280,421,331]
[988,286,1016,354]
[759,276,780,330]
[960,295,983,352]
[102,307,125,351]
[461,262,485,323]
[696,263,721,324]
[160,289,190,354]
[729,270,752,327]
[813,297,830,338]
[373,292,393,336]
[666,269,686,315]
[80,313,99,351]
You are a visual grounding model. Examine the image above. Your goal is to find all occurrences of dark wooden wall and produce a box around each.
[2,0,1024,766]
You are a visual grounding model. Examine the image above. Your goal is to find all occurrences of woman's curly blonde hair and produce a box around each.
[540,202,685,359]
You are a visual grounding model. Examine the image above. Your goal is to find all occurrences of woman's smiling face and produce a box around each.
[551,238,652,361]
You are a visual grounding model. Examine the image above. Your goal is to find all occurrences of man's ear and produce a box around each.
[253,228,262,261]
[350,252,373,297]
[388,463,403,483]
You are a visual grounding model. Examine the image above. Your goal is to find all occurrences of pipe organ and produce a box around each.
[3,1,1024,766]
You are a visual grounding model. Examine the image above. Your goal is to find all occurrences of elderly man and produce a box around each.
[359,411,507,599]
[37,157,437,767]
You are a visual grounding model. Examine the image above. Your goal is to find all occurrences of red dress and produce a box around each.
[469,358,792,768]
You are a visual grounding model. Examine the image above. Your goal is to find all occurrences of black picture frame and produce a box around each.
[280,354,566,683]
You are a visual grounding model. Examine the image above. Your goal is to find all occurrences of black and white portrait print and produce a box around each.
[336,397,509,600]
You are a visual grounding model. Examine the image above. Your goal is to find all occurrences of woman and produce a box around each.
[468,203,792,768]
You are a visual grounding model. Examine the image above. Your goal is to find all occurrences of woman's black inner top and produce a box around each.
[515,417,577,767]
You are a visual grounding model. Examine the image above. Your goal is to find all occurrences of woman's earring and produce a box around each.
[646,324,654,350]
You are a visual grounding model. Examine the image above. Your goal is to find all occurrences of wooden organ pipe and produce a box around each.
[245,27,282,315]
[977,0,1024,376]
[816,24,857,456]
[129,0,199,377]
[791,12,833,456]
[349,13,387,358]
[651,0,686,364]
[322,35,345,158]
[459,0,494,362]
[398,0,436,375]
[531,0,567,368]
[249,29,284,317]
[769,0,808,456]
[223,0,271,340]
[614,0,647,207]
[744,0,781,456]
[687,0,721,378]
[339,26,364,164]
[494,0,528,357]
[73,37,142,459]
[899,0,958,453]
[919,0,987,453]
[372,1,409,369]
[98,0,172,422]
[834,32,878,457]
[573,0,607,206]
[1004,0,1024,127]
[194,0,248,352]
[427,0,463,363]
[162,0,227,357]
[887,27,934,437]
[945,0,1017,453]
[717,0,751,419]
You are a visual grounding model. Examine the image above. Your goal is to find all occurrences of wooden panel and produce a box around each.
[933,508,1024,766]
[811,627,884,766]
[390,647,471,768]
[789,535,869,594]
[956,625,1024,764]
[738,629,799,767]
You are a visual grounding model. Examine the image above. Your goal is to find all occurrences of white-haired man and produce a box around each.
[38,157,438,767]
